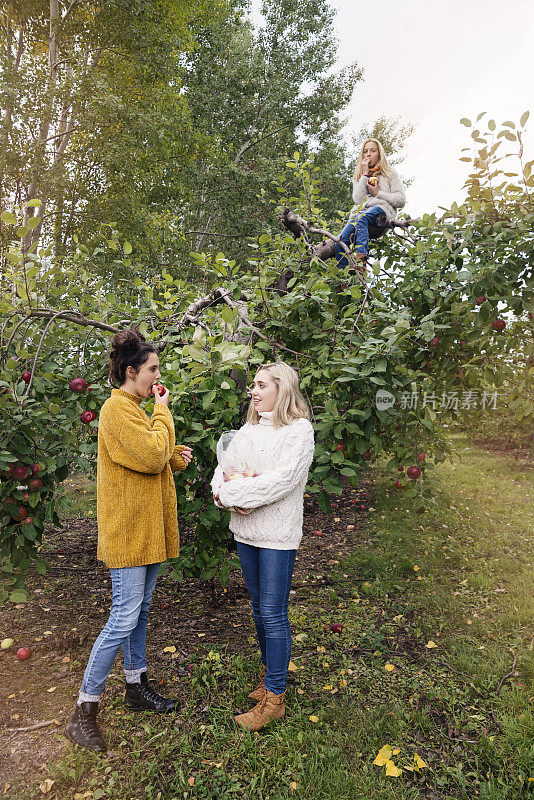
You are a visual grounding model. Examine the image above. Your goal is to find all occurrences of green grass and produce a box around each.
[15,436,534,800]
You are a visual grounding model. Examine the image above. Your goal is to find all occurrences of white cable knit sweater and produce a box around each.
[350,168,405,222]
[210,412,315,550]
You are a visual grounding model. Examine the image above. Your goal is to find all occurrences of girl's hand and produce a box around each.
[179,446,193,466]
[235,507,251,516]
[361,156,371,176]
[367,179,379,197]
[152,384,170,406]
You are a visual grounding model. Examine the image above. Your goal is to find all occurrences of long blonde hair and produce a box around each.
[355,138,392,180]
[246,361,310,428]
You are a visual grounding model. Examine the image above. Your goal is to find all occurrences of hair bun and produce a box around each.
[110,326,146,355]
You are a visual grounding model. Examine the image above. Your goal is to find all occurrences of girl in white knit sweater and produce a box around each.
[335,138,406,276]
[211,361,315,731]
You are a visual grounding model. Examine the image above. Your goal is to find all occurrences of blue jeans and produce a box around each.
[79,563,161,699]
[237,542,297,694]
[335,205,386,267]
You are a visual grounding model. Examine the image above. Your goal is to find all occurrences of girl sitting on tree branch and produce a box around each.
[335,138,406,275]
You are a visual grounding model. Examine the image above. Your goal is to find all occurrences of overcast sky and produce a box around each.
[250,0,534,216]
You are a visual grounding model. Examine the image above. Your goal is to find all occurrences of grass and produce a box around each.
[13,435,534,800]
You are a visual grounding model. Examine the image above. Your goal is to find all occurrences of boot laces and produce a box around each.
[139,681,165,704]
[252,694,268,719]
[80,710,101,743]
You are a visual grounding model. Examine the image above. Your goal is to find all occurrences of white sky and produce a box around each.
[250,0,534,216]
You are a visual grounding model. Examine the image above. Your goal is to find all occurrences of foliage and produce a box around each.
[0,113,532,599]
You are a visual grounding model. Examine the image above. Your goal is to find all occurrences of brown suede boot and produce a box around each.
[234,690,285,732]
[247,665,267,701]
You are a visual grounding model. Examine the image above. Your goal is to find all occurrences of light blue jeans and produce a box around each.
[79,563,161,701]
[237,542,297,694]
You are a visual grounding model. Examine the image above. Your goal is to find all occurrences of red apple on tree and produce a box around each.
[418,452,426,462]
[362,451,371,462]
[397,465,404,472]
[335,443,346,453]
[13,464,29,481]
[28,477,43,490]
[492,319,506,332]
[69,377,87,393]
[80,410,96,424]
[407,465,421,480]
[21,370,31,383]
[476,296,486,305]
[430,337,440,347]
[22,517,33,525]
[30,463,41,475]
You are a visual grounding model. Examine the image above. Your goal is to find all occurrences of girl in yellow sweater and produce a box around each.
[65,328,192,752]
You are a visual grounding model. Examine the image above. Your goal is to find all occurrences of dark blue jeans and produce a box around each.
[237,542,297,694]
[335,205,386,267]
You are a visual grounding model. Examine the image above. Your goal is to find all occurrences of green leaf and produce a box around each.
[123,241,132,254]
[26,199,42,208]
[1,211,17,224]
[9,589,29,603]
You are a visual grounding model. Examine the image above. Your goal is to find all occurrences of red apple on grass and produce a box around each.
[16,647,32,660]
[330,623,344,634]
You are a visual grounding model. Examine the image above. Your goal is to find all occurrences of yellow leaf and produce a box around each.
[197,633,206,638]
[290,782,298,791]
[323,685,333,691]
[295,633,307,642]
[47,687,57,693]
[316,646,326,653]
[413,565,419,571]
[62,656,70,663]
[384,663,395,672]
[288,661,298,672]
[392,614,403,622]
[373,745,392,766]
[385,760,402,777]
[309,715,318,723]
[426,640,438,649]
[392,748,400,755]
[414,753,428,769]
[187,777,195,786]
[163,646,176,653]
[39,779,55,794]
[297,688,304,695]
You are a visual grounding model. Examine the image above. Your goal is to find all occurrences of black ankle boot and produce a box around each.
[124,673,176,713]
[65,702,107,752]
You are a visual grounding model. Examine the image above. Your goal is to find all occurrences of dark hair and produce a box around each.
[108,327,157,386]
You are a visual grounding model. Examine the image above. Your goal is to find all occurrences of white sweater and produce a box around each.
[350,167,405,222]
[210,412,315,551]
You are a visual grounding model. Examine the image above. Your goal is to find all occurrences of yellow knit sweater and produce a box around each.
[96,388,187,568]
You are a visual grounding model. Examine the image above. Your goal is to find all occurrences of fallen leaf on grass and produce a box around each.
[288,661,298,672]
[290,781,298,791]
[163,646,176,654]
[316,646,326,653]
[187,777,195,786]
[47,687,57,693]
[295,633,307,642]
[39,779,55,794]
[384,664,395,672]
[373,745,392,766]
[309,715,318,723]
[414,753,428,770]
[385,760,402,777]
[61,656,70,663]
[392,614,403,622]
[297,688,305,695]
[425,641,438,649]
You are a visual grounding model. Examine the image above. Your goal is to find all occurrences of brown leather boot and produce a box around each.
[248,665,267,701]
[234,689,285,731]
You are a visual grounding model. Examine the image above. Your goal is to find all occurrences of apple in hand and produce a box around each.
[154,384,166,396]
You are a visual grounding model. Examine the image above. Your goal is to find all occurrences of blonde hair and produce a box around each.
[246,361,310,428]
[355,138,392,180]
